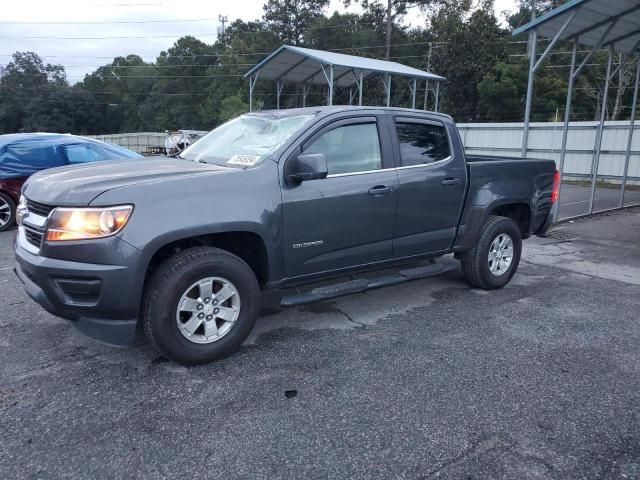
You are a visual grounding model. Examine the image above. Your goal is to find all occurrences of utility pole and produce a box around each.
[531,0,536,21]
[218,14,228,36]
[385,0,392,60]
[527,0,536,57]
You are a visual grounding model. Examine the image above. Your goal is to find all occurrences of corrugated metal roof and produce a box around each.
[513,0,640,54]
[244,45,444,88]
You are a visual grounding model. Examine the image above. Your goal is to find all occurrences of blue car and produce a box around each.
[0,133,142,231]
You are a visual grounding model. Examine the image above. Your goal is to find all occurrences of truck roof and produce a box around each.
[248,106,453,122]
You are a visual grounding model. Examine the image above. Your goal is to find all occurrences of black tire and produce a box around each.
[143,247,261,365]
[0,193,16,232]
[460,215,522,290]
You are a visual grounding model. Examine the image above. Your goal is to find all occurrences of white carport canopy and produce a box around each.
[514,0,640,220]
[244,45,445,111]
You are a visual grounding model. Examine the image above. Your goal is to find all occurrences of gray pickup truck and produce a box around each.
[15,107,558,365]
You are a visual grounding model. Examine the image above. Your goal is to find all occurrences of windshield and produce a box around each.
[180,113,315,166]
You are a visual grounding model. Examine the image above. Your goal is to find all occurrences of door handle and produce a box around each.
[368,185,393,196]
[441,178,461,186]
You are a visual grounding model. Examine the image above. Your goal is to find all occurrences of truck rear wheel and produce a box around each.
[460,215,522,290]
[143,247,261,365]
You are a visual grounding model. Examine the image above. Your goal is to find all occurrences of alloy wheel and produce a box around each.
[488,233,513,276]
[175,276,241,344]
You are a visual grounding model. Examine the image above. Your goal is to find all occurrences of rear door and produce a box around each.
[281,115,398,278]
[390,115,467,257]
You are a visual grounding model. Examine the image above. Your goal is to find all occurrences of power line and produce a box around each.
[89,2,164,5]
[0,93,135,106]
[1,85,304,97]
[0,32,223,40]
[4,73,244,78]
[0,54,434,77]
[0,63,255,68]
[0,21,376,40]
[0,41,443,61]
[0,52,268,59]
[0,17,222,25]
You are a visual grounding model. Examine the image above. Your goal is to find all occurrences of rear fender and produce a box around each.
[453,199,533,254]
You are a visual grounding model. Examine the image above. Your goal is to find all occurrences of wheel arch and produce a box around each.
[142,229,271,292]
[453,199,533,254]
[488,202,532,238]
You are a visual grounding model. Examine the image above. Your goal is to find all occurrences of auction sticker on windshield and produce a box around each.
[227,154,261,166]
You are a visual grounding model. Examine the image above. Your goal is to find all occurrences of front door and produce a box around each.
[281,117,398,278]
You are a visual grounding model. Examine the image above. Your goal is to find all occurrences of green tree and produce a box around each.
[81,54,154,132]
[218,96,249,123]
[431,1,508,121]
[263,0,330,45]
[0,52,104,134]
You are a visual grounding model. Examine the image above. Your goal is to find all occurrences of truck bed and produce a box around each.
[465,154,552,164]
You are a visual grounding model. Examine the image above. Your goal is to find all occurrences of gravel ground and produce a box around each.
[1,208,639,479]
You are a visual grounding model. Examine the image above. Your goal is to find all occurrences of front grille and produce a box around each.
[24,226,44,248]
[26,199,55,217]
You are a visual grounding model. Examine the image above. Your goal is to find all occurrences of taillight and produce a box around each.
[551,170,560,203]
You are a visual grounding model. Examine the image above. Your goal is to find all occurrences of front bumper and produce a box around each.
[14,236,143,347]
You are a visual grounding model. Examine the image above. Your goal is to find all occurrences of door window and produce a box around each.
[64,144,103,164]
[395,121,450,166]
[304,123,382,175]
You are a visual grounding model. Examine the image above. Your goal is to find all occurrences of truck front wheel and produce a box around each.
[460,215,522,290]
[142,247,261,365]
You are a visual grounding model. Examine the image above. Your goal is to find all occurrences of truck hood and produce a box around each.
[23,157,234,206]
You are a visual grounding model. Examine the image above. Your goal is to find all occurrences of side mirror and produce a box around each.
[286,153,328,184]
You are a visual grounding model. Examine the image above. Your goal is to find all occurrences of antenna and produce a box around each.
[218,14,228,36]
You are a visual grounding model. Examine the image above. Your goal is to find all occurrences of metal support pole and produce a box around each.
[319,63,334,106]
[554,39,579,222]
[522,30,537,157]
[410,78,417,109]
[573,20,620,78]
[248,73,258,112]
[276,80,285,110]
[385,74,391,107]
[329,65,333,106]
[424,42,433,111]
[434,81,440,112]
[349,87,354,106]
[589,45,614,214]
[351,70,363,106]
[302,83,309,108]
[533,9,579,72]
[620,57,640,208]
[424,79,429,110]
[607,41,640,81]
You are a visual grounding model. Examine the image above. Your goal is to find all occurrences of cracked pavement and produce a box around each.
[1,207,639,479]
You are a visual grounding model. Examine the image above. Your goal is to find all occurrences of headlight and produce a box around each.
[45,205,133,241]
[16,195,27,226]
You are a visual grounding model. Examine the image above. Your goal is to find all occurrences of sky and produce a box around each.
[0,0,519,82]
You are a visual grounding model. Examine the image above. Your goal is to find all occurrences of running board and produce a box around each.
[280,262,458,307]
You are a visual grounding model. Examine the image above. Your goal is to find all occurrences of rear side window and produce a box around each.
[304,123,382,175]
[87,143,129,160]
[64,144,103,164]
[395,121,451,166]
